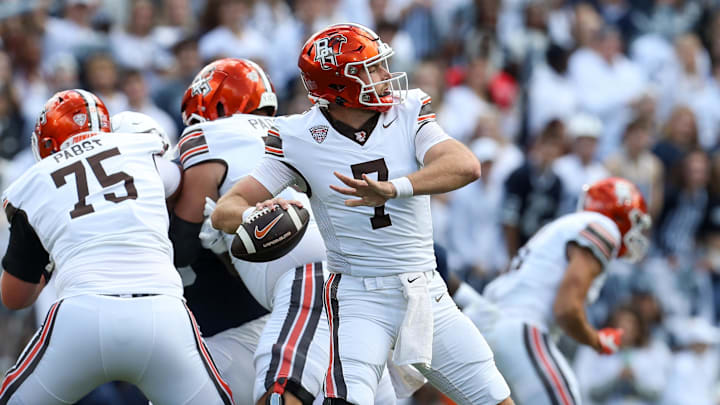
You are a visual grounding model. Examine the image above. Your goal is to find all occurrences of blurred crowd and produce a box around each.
[3,0,720,404]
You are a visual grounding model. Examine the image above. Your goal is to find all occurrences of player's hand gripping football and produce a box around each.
[597,328,623,355]
[330,171,396,207]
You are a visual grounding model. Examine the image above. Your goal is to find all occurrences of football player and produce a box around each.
[464,177,652,405]
[0,90,232,405]
[212,23,513,405]
[175,58,338,405]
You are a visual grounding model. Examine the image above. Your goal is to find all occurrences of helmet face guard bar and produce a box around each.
[344,42,408,109]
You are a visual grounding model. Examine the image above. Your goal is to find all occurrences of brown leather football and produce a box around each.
[230,204,309,262]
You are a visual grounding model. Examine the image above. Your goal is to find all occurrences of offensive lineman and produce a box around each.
[212,23,513,405]
[465,177,652,405]
[175,58,343,405]
[0,90,233,405]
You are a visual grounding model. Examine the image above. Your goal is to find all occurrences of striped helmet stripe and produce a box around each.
[74,89,100,132]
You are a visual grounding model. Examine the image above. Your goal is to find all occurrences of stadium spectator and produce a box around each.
[121,69,177,143]
[198,0,268,64]
[653,105,700,177]
[438,57,491,143]
[527,43,577,137]
[575,305,671,405]
[83,53,127,115]
[554,113,609,214]
[605,117,664,220]
[110,0,173,72]
[43,0,106,60]
[568,25,648,159]
[502,118,565,257]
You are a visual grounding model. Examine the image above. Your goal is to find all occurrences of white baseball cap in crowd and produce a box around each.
[567,113,603,139]
[470,137,499,163]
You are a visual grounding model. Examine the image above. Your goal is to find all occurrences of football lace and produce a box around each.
[247,205,278,222]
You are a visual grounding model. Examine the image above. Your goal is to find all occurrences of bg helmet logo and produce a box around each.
[190,66,216,96]
[314,35,347,70]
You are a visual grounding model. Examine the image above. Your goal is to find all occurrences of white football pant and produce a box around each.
[0,294,233,405]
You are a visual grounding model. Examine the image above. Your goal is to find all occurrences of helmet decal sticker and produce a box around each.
[190,66,216,96]
[314,35,347,70]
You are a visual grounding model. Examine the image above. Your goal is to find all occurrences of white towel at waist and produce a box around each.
[392,271,434,368]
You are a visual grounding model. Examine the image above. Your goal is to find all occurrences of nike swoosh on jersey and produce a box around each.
[435,293,444,302]
[383,117,398,128]
[254,214,284,239]
[407,276,421,283]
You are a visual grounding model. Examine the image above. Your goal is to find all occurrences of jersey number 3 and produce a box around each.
[51,147,138,219]
[351,158,392,229]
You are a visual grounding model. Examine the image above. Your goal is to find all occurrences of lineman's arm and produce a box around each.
[1,272,45,310]
[553,243,603,351]
[0,207,49,310]
[169,162,224,267]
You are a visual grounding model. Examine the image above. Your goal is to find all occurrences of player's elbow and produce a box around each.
[462,158,482,183]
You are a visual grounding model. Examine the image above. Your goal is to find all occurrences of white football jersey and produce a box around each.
[484,211,621,332]
[252,89,448,277]
[179,114,316,308]
[2,133,182,300]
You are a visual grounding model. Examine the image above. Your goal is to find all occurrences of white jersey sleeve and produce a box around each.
[571,216,621,268]
[2,133,182,300]
[413,91,451,163]
[154,156,181,198]
[177,115,276,196]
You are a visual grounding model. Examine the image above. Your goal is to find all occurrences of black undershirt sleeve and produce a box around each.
[168,213,203,268]
[2,207,50,284]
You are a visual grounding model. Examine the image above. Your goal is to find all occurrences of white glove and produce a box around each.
[199,197,228,254]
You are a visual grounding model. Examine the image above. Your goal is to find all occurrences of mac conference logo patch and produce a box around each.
[309,125,328,143]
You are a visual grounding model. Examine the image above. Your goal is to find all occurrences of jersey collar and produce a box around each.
[319,108,380,146]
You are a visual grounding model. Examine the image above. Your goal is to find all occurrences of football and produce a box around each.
[230,204,310,262]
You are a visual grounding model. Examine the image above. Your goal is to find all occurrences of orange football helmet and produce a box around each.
[298,23,408,112]
[580,177,652,263]
[31,89,111,161]
[181,58,277,125]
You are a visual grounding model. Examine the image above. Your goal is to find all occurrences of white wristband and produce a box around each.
[241,207,256,222]
[389,176,413,198]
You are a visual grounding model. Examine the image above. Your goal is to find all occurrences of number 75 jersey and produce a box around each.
[253,89,445,277]
[2,133,182,300]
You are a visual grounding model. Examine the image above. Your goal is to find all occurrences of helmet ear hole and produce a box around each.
[216,102,225,118]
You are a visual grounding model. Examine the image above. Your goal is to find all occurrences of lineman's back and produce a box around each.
[2,132,182,300]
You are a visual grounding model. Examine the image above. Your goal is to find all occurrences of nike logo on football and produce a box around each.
[254,214,284,239]
[407,276,421,283]
[383,117,398,128]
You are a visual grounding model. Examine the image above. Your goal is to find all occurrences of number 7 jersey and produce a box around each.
[252,89,447,277]
[2,133,182,300]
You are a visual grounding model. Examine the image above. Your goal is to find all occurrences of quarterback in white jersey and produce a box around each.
[0,90,232,405]
[176,58,355,405]
[213,24,512,405]
[465,177,652,405]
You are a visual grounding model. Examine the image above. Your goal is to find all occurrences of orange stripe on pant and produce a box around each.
[0,301,61,400]
[531,327,573,405]
[276,263,315,380]
[184,304,234,404]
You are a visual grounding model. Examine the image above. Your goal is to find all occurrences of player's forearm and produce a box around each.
[555,305,601,350]
[212,193,252,234]
[407,153,481,196]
